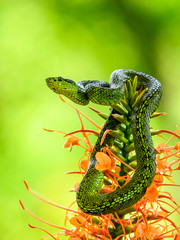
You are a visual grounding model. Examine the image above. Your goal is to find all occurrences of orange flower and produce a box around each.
[64,136,81,151]
[95,152,113,171]
[80,158,89,172]
[69,215,87,227]
[175,142,180,150]
[21,126,180,240]
[144,185,159,202]
[21,97,180,240]
[68,237,82,240]
[135,223,163,240]
[175,231,180,240]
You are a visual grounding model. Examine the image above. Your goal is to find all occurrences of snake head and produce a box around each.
[46,77,89,105]
[46,77,77,94]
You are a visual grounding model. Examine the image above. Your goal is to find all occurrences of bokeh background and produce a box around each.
[0,0,180,239]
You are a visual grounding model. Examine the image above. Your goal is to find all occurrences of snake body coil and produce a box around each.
[46,69,162,215]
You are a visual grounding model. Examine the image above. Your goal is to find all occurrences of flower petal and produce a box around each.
[69,215,86,227]
[95,152,112,170]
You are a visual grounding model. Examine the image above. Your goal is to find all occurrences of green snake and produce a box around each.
[46,69,162,215]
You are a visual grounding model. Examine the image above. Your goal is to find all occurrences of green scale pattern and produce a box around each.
[46,69,162,215]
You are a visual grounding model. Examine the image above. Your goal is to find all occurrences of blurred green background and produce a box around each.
[0,0,180,239]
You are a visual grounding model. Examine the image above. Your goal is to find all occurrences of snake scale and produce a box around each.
[46,69,162,215]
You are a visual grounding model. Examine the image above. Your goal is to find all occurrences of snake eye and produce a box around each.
[58,77,63,82]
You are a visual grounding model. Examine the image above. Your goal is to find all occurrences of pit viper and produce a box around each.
[46,69,162,215]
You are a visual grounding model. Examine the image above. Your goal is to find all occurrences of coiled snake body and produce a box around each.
[46,69,162,215]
